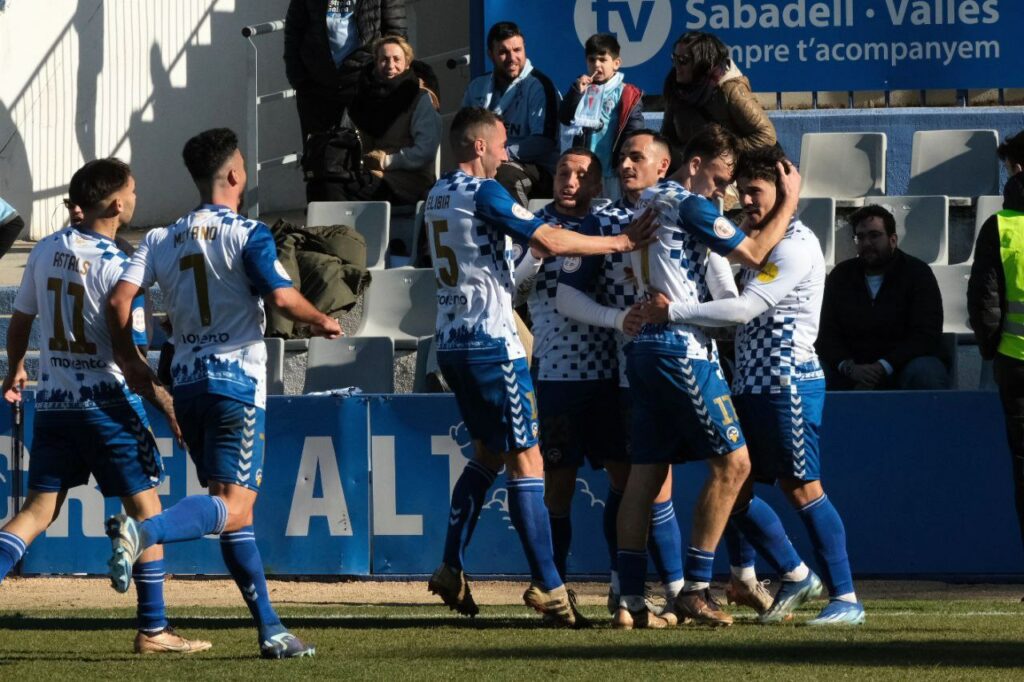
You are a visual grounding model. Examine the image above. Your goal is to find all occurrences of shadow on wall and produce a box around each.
[0,99,32,238]
[73,0,103,164]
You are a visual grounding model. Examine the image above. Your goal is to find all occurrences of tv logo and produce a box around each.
[575,0,673,68]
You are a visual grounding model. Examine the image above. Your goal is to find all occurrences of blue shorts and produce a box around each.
[175,394,266,492]
[734,379,824,482]
[439,358,539,454]
[534,378,628,470]
[626,354,745,465]
[29,405,164,497]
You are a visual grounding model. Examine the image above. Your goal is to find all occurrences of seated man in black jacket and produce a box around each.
[817,204,948,390]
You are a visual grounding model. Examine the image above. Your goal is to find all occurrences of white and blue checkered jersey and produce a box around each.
[425,170,544,364]
[734,219,825,393]
[14,228,147,414]
[629,180,745,359]
[526,205,614,381]
[120,204,292,409]
[558,198,640,387]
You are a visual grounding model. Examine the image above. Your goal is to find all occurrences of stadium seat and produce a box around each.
[796,197,836,264]
[932,264,971,335]
[353,267,437,350]
[264,337,285,395]
[307,201,390,269]
[412,336,447,393]
[969,195,1004,262]
[834,196,949,265]
[907,129,1000,204]
[798,132,886,206]
[303,336,395,394]
[527,198,551,213]
[407,200,425,266]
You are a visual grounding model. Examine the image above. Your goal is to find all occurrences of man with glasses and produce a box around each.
[817,204,948,390]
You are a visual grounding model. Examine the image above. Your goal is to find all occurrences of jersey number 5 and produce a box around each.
[429,220,459,287]
[46,278,97,355]
[180,254,212,326]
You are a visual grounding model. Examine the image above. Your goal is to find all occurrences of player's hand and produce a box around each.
[312,316,343,339]
[123,358,157,396]
[776,160,802,204]
[641,290,672,325]
[623,304,645,336]
[168,414,185,449]
[620,208,658,252]
[574,73,595,93]
[2,367,27,404]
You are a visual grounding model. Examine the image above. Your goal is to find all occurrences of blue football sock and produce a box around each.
[442,460,496,570]
[0,531,27,583]
[549,512,572,581]
[220,526,285,642]
[731,497,803,576]
[506,477,562,591]
[647,500,683,587]
[603,487,623,571]
[724,521,757,571]
[798,494,855,597]
[616,549,648,603]
[683,546,715,590]
[133,559,168,633]
[139,495,227,549]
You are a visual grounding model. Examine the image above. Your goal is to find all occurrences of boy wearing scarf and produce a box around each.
[559,34,645,200]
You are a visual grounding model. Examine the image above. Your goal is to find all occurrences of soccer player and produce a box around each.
[425,107,655,625]
[513,147,617,625]
[105,128,342,659]
[0,158,210,654]
[641,147,864,625]
[615,123,800,627]
[555,130,689,629]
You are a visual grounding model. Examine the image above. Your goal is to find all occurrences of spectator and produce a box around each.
[660,31,775,170]
[346,35,441,205]
[463,21,560,206]
[817,204,948,390]
[0,197,25,260]
[558,33,644,199]
[968,130,1024,550]
[284,0,406,200]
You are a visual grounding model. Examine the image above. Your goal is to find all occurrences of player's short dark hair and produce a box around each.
[998,130,1024,168]
[682,123,737,163]
[68,158,131,211]
[621,129,672,157]
[674,31,730,81]
[182,128,239,182]
[735,146,789,185]
[487,21,523,51]
[450,107,503,153]
[849,204,897,236]
[558,147,603,179]
[585,33,620,58]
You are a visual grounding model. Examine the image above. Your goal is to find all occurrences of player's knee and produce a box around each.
[779,478,823,507]
[711,449,751,488]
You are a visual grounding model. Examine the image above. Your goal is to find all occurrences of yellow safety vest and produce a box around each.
[998,210,1024,359]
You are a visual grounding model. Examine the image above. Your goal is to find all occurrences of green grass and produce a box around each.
[2,599,1024,679]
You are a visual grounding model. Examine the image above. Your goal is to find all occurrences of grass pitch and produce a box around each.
[2,590,1024,680]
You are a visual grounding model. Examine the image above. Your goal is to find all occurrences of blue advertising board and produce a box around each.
[18,394,371,576]
[477,0,1024,93]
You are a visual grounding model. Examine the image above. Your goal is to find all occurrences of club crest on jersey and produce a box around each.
[726,426,740,443]
[757,262,779,283]
[511,203,536,221]
[561,256,582,273]
[713,217,735,239]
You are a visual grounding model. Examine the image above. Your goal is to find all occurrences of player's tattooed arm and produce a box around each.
[134,368,185,447]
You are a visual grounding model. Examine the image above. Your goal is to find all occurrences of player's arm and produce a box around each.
[529,210,656,258]
[2,311,34,403]
[555,216,634,331]
[725,161,801,267]
[244,224,342,338]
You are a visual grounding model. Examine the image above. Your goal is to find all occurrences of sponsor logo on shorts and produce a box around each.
[561,256,582,273]
[713,217,736,239]
[726,426,741,443]
[531,421,539,438]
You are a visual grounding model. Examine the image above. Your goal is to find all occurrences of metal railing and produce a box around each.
[241,20,299,219]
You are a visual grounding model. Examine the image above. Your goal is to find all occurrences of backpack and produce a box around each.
[301,126,381,200]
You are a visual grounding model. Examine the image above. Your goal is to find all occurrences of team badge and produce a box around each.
[510,244,523,261]
[531,421,539,438]
[726,426,740,443]
[511,203,536,221]
[273,259,290,281]
[131,307,147,333]
[757,262,779,283]
[561,256,581,273]
[255,468,263,487]
[713,217,736,239]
